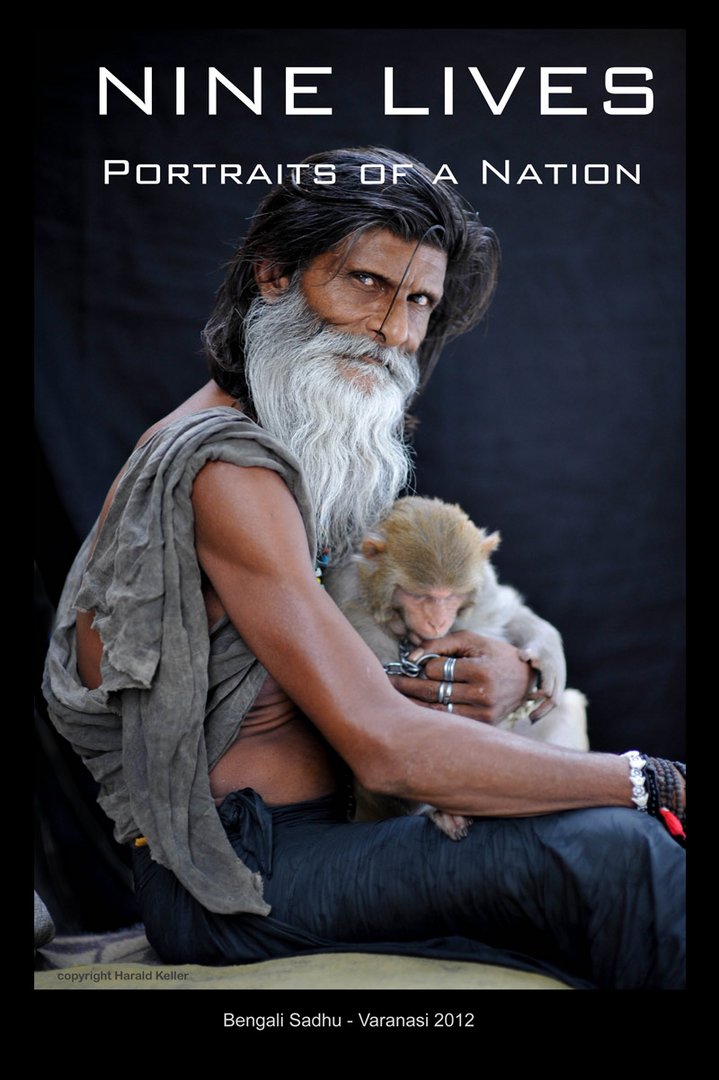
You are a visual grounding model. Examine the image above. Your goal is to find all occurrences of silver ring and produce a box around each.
[446,702,454,713]
[413,651,441,667]
[442,657,457,682]
[438,681,452,705]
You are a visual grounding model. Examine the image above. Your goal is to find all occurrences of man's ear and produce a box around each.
[255,259,292,300]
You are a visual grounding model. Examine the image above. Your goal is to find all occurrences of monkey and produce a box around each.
[323,496,589,839]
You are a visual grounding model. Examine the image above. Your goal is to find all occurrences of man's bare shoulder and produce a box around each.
[193,461,306,574]
[134,381,237,452]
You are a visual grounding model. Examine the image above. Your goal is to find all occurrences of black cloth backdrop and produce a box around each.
[35,28,684,929]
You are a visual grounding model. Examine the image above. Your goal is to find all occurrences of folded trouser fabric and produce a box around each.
[132,790,685,990]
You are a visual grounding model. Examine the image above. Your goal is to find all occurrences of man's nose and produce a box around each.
[370,299,413,350]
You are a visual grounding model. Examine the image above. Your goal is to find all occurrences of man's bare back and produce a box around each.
[75,380,340,807]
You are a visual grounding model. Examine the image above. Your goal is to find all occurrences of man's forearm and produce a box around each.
[358,703,632,818]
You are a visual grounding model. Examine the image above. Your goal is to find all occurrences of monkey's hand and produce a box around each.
[390,631,534,726]
[502,608,567,720]
[517,639,567,720]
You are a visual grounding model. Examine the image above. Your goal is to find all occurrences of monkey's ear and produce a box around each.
[254,259,292,300]
[360,538,386,560]
[481,531,501,556]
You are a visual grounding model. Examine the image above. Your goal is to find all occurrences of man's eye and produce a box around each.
[353,272,376,286]
[410,293,431,308]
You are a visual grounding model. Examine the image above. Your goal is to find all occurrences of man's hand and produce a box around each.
[388,630,535,725]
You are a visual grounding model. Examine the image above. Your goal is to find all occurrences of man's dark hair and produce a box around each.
[203,146,500,407]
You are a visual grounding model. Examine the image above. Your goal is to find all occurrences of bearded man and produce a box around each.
[44,147,685,989]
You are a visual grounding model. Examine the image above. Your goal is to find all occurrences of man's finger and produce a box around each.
[388,674,452,703]
[420,656,475,683]
[388,675,498,721]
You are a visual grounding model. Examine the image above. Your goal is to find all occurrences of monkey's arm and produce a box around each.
[503,605,567,705]
[457,565,567,710]
[192,462,632,817]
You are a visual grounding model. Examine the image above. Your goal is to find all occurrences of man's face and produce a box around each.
[245,230,445,556]
[262,228,448,363]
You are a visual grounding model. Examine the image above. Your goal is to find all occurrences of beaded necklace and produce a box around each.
[315,547,330,586]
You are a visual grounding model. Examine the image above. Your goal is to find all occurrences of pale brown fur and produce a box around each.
[358,498,499,630]
[325,496,589,839]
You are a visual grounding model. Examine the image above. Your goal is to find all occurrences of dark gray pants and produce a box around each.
[132,790,685,989]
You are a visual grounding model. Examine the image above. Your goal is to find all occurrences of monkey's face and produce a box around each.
[390,586,474,644]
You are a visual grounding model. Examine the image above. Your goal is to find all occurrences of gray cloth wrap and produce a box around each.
[42,407,316,916]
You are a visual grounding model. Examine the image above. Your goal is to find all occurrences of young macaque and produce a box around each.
[323,496,588,839]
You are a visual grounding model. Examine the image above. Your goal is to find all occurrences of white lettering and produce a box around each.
[391,163,414,183]
[168,163,190,184]
[286,67,333,115]
[220,164,243,184]
[433,163,458,184]
[99,67,152,115]
[246,164,273,184]
[192,164,216,184]
[482,159,510,184]
[617,163,641,184]
[604,67,654,115]
[314,164,336,184]
[444,67,454,115]
[540,67,588,115]
[585,164,609,184]
[384,67,429,115]
[361,164,385,184]
[468,66,525,115]
[136,164,161,185]
[517,163,543,184]
[544,164,567,183]
[208,68,262,115]
[286,163,311,183]
[175,67,185,115]
[104,159,129,184]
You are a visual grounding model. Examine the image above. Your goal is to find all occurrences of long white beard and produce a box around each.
[243,283,419,560]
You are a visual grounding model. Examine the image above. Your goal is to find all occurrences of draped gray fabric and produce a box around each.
[43,408,316,915]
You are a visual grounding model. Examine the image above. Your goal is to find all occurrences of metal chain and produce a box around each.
[383,639,441,678]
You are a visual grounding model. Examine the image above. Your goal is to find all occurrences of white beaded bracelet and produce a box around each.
[622,750,649,811]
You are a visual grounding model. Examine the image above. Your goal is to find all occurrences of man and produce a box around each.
[44,147,685,989]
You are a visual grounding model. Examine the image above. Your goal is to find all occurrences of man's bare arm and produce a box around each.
[192,461,632,817]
